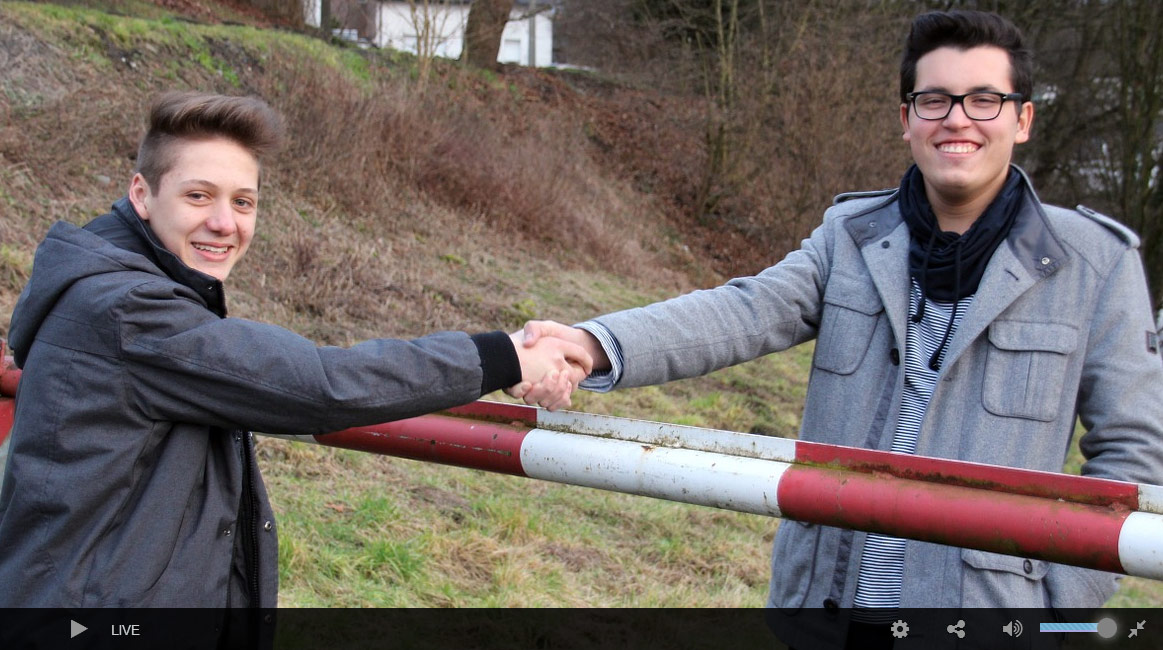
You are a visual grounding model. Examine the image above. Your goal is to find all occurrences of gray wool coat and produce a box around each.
[591,167,1163,646]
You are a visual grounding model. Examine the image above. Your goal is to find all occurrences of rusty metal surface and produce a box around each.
[776,464,1129,573]
[317,413,530,476]
[795,440,1142,512]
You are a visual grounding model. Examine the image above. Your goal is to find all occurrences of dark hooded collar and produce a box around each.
[84,197,228,317]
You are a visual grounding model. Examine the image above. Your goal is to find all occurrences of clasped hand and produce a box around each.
[508,326,590,411]
[507,321,611,411]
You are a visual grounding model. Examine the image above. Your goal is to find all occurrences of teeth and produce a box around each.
[939,143,978,153]
[193,243,228,254]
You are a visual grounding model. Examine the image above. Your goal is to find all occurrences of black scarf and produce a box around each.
[899,164,1023,368]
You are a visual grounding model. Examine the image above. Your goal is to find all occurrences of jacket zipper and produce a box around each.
[242,431,261,607]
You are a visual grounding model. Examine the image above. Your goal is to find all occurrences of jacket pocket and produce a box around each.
[768,520,821,611]
[814,273,883,375]
[961,549,1049,607]
[982,321,1077,422]
[1043,564,1120,608]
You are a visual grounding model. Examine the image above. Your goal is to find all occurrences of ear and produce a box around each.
[128,173,151,221]
[1014,101,1035,144]
[900,103,911,142]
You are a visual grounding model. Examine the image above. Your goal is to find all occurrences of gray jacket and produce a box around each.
[0,199,519,614]
[592,169,1163,643]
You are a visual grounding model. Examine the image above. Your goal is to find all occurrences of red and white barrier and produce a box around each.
[2,354,1161,580]
[269,400,1163,581]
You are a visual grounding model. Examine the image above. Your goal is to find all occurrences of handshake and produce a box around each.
[506,320,611,411]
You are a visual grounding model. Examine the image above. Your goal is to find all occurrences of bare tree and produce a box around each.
[462,0,515,69]
[405,0,457,84]
[602,0,905,262]
[320,0,331,34]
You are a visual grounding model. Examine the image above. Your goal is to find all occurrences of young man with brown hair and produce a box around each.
[514,9,1163,647]
[0,92,589,633]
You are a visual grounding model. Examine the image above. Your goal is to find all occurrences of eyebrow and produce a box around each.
[178,179,258,195]
[916,84,1008,94]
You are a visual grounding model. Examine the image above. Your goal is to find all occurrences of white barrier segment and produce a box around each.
[1139,483,1163,516]
[520,428,790,517]
[1117,511,1163,580]
[264,434,324,443]
[537,409,798,463]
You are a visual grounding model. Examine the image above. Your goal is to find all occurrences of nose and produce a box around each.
[205,200,238,236]
[943,99,973,126]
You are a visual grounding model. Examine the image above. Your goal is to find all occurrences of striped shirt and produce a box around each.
[574,321,624,393]
[852,279,973,618]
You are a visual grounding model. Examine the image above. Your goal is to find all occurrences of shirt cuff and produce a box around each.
[575,321,624,393]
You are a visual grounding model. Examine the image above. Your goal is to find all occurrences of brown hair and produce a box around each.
[134,92,285,192]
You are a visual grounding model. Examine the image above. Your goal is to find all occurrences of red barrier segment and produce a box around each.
[1,343,15,446]
[795,440,1141,511]
[776,464,1129,573]
[320,414,530,476]
[1,344,18,398]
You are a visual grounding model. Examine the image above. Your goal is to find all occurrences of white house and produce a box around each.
[306,1,554,67]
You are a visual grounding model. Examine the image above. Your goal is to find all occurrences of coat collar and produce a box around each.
[844,165,1067,371]
[85,197,228,317]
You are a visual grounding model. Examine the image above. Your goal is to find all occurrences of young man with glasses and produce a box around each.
[509,9,1163,648]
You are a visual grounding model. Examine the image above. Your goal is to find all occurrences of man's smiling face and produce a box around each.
[900,45,1033,215]
[128,137,260,281]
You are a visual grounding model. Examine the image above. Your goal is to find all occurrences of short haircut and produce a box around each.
[134,92,285,192]
[900,10,1033,104]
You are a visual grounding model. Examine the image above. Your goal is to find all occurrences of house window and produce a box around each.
[499,38,522,63]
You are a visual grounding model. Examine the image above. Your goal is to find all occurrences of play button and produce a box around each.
[70,620,87,639]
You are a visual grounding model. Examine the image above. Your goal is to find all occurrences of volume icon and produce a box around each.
[1003,620,1024,637]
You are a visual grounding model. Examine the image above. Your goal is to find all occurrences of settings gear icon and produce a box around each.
[890,620,910,639]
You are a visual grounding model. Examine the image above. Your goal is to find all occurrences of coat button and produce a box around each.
[881,240,890,249]
[264,521,273,531]
[823,598,839,611]
[1023,559,1034,574]
[223,528,232,537]
[1040,257,1051,266]
[890,348,900,365]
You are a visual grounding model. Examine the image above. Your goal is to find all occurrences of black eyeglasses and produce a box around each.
[906,91,1025,121]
